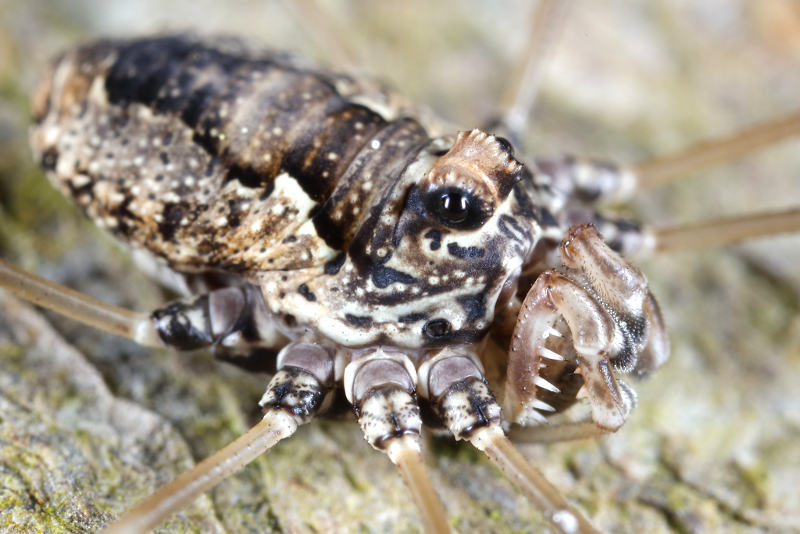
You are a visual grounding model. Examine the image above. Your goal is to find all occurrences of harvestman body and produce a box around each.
[1,21,799,534]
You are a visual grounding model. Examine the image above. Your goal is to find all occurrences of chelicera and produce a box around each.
[1,4,799,534]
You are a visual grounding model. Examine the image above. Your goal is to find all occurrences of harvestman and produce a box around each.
[2,3,800,533]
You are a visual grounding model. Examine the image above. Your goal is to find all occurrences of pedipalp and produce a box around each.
[506,224,668,438]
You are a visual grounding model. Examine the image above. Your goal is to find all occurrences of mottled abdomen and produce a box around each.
[31,35,429,273]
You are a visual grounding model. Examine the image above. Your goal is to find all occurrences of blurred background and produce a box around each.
[1,1,799,532]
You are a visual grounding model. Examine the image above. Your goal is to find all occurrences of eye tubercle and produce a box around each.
[423,129,524,202]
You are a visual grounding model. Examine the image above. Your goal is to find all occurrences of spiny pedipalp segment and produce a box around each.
[506,224,667,430]
[103,340,336,534]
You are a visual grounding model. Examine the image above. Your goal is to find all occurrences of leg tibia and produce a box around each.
[0,257,159,345]
[651,207,800,253]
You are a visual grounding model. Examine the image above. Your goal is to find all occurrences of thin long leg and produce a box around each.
[509,421,609,444]
[0,257,159,346]
[419,348,600,534]
[103,340,336,534]
[0,258,289,356]
[534,112,800,208]
[650,207,800,253]
[346,349,451,534]
[496,0,573,142]
[472,427,600,534]
[633,111,800,189]
[389,437,451,534]
[102,410,299,534]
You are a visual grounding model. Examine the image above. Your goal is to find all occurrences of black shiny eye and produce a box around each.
[424,319,452,339]
[426,186,490,229]
[439,191,469,223]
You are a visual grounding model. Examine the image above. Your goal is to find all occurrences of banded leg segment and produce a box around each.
[532,113,800,257]
[152,284,287,353]
[418,347,600,534]
[102,339,337,534]
[0,258,290,359]
[535,155,637,207]
[536,111,800,208]
[345,349,451,534]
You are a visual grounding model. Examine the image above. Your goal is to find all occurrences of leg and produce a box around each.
[535,155,637,207]
[345,349,451,534]
[493,0,573,143]
[0,257,159,345]
[650,208,800,253]
[633,111,800,189]
[549,203,800,259]
[150,283,288,355]
[505,224,668,432]
[0,257,290,358]
[533,111,800,208]
[417,346,600,534]
[102,339,337,534]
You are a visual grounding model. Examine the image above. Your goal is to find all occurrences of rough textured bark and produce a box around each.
[1,1,799,533]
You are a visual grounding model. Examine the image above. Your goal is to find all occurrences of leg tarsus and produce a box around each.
[472,427,601,534]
